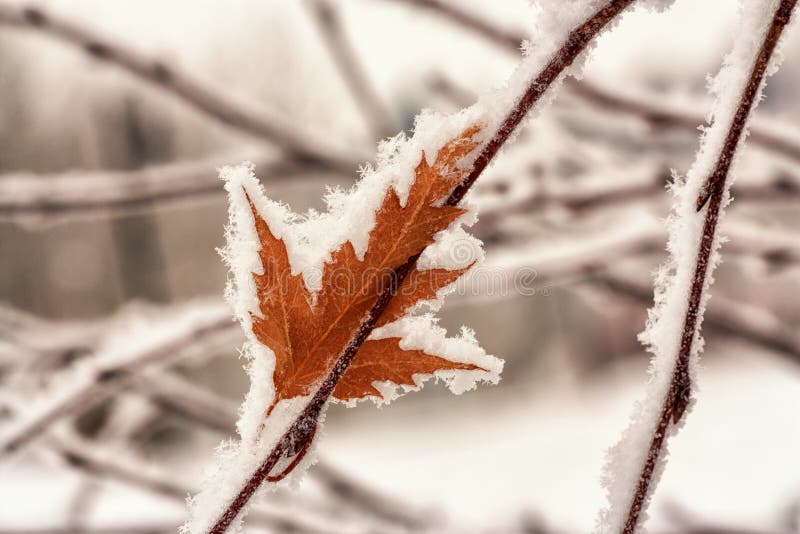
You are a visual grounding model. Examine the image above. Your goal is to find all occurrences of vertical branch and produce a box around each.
[603,2,799,533]
[205,1,637,532]
[307,0,397,138]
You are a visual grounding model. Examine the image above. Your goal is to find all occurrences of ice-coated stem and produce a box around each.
[207,1,637,532]
[621,2,798,532]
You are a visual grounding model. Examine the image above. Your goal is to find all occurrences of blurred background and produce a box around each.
[0,0,799,532]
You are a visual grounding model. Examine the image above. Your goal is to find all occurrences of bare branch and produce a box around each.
[596,272,800,367]
[0,525,176,534]
[131,372,433,529]
[0,304,236,455]
[0,153,345,225]
[46,433,338,534]
[383,0,522,49]
[615,3,798,530]
[0,4,365,172]
[307,0,397,139]
[394,0,800,164]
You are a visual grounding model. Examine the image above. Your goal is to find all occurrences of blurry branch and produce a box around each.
[393,0,800,164]
[0,304,235,455]
[0,525,175,534]
[0,306,100,374]
[1,308,430,530]
[383,0,522,50]
[476,165,800,244]
[479,220,800,367]
[663,499,800,534]
[306,0,397,139]
[46,433,340,534]
[4,123,796,227]
[596,272,800,367]
[569,79,800,166]
[0,4,364,173]
[0,153,346,225]
[129,373,431,529]
[132,371,239,436]
[312,462,432,530]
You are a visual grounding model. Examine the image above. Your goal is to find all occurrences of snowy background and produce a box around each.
[1,0,799,532]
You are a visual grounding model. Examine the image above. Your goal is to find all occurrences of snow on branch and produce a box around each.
[597,2,799,532]
[0,153,343,226]
[0,3,365,173]
[43,431,347,534]
[0,301,235,456]
[397,0,800,165]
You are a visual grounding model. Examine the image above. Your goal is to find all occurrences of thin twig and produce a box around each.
[595,272,800,367]
[383,0,522,49]
[307,0,397,139]
[620,3,798,531]
[0,306,236,455]
[46,433,336,534]
[0,4,364,172]
[393,0,800,164]
[476,162,800,247]
[207,1,637,531]
[0,526,176,534]
[0,154,344,224]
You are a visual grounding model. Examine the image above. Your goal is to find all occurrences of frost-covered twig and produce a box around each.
[203,2,639,531]
[311,461,432,530]
[131,371,240,436]
[569,76,800,166]
[0,303,235,455]
[0,4,364,172]
[497,166,799,217]
[401,0,800,164]
[0,525,177,534]
[0,154,341,225]
[45,433,339,534]
[383,0,522,50]
[133,372,433,529]
[595,272,800,367]
[598,3,798,532]
[306,0,397,139]
[5,321,428,534]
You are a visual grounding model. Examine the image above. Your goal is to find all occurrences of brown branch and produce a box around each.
[46,433,336,534]
[310,461,433,530]
[307,0,397,139]
[207,1,637,531]
[383,0,523,49]
[476,164,800,245]
[395,0,800,165]
[595,272,800,368]
[0,525,176,534]
[0,4,364,173]
[0,306,236,455]
[111,369,431,529]
[0,155,344,224]
[621,3,798,532]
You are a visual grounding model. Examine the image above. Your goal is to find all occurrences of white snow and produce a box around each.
[596,1,798,532]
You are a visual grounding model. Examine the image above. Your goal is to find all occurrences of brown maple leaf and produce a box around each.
[246,126,486,413]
